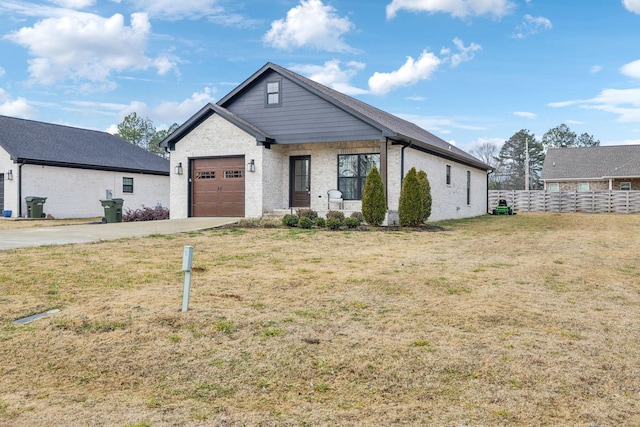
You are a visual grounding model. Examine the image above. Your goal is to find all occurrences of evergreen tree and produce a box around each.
[416,170,432,222]
[497,130,545,190]
[361,165,386,226]
[398,167,423,227]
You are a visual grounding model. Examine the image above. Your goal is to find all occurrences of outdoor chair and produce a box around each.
[327,189,344,209]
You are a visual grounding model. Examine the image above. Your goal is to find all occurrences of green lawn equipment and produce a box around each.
[492,199,515,215]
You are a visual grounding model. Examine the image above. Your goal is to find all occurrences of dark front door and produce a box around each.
[290,156,311,208]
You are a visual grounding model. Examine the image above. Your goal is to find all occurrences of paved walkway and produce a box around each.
[0,218,240,250]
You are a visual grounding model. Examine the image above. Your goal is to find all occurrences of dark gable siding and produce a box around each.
[222,70,382,145]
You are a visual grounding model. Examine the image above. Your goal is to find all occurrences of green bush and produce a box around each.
[326,210,345,222]
[416,170,432,222]
[296,208,318,220]
[282,214,299,227]
[298,216,314,229]
[344,217,361,228]
[398,167,424,227]
[326,217,342,230]
[361,165,386,226]
[315,217,326,228]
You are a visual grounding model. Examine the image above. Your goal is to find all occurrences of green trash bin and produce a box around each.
[100,198,124,223]
[25,196,47,218]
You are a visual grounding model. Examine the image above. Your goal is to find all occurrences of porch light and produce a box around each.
[5,170,13,180]
[247,159,256,173]
[174,162,183,175]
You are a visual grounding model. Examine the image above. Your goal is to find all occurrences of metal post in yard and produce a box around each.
[181,246,194,312]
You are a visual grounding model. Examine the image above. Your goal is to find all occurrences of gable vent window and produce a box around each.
[266,80,281,106]
[123,177,134,193]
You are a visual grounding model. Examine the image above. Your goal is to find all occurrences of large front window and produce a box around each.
[338,154,380,200]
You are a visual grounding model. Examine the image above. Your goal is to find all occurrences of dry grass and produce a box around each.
[2,213,640,426]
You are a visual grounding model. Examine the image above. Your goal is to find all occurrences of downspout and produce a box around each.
[18,162,25,218]
[487,169,493,214]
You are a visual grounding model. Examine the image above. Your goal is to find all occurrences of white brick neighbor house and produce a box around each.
[0,116,169,219]
[161,63,492,222]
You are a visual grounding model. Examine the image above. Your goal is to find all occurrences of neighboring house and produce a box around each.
[160,62,491,222]
[0,115,169,218]
[541,145,640,192]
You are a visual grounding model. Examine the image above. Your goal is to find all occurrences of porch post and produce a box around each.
[380,138,388,207]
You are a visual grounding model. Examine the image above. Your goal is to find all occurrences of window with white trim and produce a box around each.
[621,182,631,191]
[548,183,559,192]
[578,182,589,191]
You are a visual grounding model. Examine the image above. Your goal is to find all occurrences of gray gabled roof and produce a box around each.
[217,62,490,171]
[159,103,273,150]
[541,145,640,181]
[0,115,169,175]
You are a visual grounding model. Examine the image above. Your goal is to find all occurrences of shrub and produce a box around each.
[123,205,170,222]
[361,165,386,226]
[416,170,432,222]
[344,217,361,228]
[298,216,314,229]
[282,214,299,227]
[315,217,326,228]
[350,211,364,222]
[296,208,318,220]
[326,217,342,230]
[398,167,424,227]
[326,210,344,222]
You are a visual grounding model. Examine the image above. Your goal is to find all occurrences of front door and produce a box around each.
[290,156,311,208]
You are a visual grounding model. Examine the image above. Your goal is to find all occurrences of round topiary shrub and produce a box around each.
[296,208,318,220]
[326,210,345,222]
[315,217,326,228]
[344,217,361,228]
[326,217,342,230]
[350,211,364,222]
[282,214,299,227]
[298,216,314,229]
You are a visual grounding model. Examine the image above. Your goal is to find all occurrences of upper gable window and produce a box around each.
[266,80,281,106]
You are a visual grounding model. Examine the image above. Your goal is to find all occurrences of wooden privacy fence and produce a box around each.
[489,190,640,214]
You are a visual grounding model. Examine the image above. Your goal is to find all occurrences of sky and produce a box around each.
[1,0,640,154]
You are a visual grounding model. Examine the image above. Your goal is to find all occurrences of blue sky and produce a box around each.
[1,0,640,153]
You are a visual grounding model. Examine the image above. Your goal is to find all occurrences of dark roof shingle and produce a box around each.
[0,115,169,175]
[541,145,640,180]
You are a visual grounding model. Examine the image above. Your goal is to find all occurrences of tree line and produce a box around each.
[472,124,601,190]
[114,112,179,158]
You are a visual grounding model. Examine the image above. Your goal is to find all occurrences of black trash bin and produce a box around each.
[25,196,47,218]
[100,198,124,223]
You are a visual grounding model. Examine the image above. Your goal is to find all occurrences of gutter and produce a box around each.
[486,169,493,214]
[400,141,413,183]
[18,162,24,218]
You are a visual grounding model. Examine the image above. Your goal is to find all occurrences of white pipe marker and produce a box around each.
[181,245,194,312]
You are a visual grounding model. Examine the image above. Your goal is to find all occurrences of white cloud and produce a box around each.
[128,0,250,24]
[513,111,537,119]
[441,38,482,67]
[263,0,356,53]
[386,0,515,19]
[622,0,640,14]
[0,67,5,78]
[621,59,640,79]
[590,65,603,74]
[48,0,95,8]
[549,88,640,123]
[512,14,552,39]
[0,89,37,118]
[369,51,441,95]
[290,60,368,95]
[396,113,486,136]
[5,12,177,88]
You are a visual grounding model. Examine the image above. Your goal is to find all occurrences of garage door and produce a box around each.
[191,157,245,217]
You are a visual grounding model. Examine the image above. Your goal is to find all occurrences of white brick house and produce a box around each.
[161,63,491,222]
[0,116,169,219]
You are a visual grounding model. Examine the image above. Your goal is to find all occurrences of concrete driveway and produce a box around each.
[0,218,240,250]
